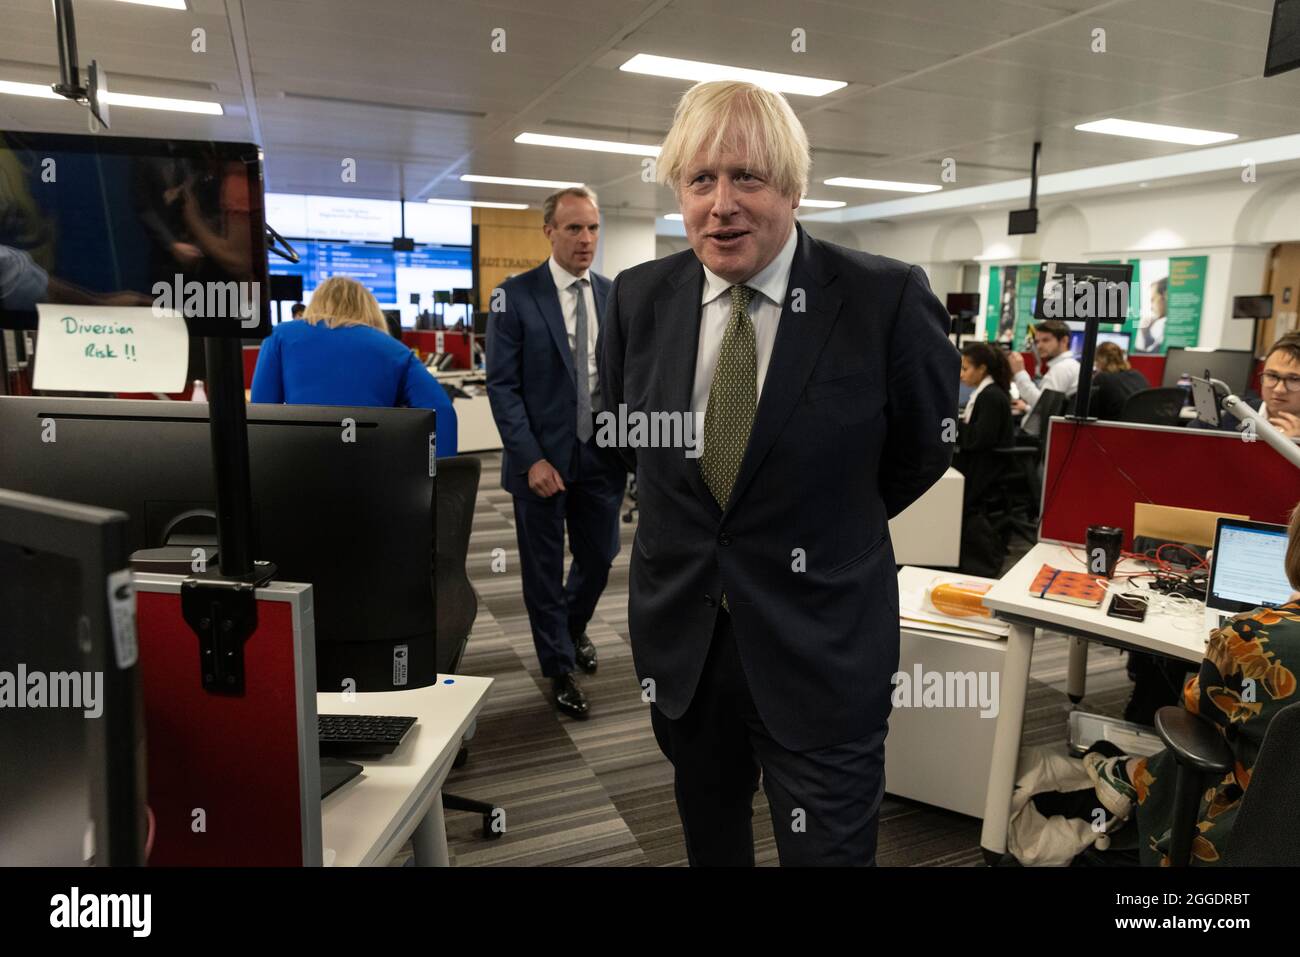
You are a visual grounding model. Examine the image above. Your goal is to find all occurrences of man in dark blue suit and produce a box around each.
[486,187,626,719]
[601,82,959,865]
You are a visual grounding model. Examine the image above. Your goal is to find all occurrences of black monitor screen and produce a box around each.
[1161,347,1257,395]
[0,131,269,338]
[1232,295,1274,319]
[1034,262,1133,324]
[1265,0,1300,77]
[946,292,979,317]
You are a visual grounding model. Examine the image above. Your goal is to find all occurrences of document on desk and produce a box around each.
[897,567,1009,640]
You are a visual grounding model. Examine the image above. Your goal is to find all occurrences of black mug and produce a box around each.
[1086,525,1124,578]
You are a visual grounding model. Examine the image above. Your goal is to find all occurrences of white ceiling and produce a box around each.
[1,0,1297,218]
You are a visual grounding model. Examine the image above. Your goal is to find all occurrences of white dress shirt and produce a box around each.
[691,226,798,429]
[1014,351,1080,409]
[962,375,994,424]
[548,256,600,404]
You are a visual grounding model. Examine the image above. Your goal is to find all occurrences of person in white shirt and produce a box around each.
[1007,319,1079,433]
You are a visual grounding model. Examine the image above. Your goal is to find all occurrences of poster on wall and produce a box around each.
[987,256,1208,355]
[984,263,1041,345]
[1093,256,1207,355]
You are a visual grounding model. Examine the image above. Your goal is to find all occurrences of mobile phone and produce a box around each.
[1107,593,1148,623]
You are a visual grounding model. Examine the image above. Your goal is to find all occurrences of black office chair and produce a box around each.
[433,455,502,841]
[987,388,1069,545]
[1155,700,1300,865]
[1120,387,1186,427]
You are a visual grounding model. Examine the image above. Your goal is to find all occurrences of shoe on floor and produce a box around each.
[551,672,590,720]
[1083,751,1137,821]
[572,631,598,674]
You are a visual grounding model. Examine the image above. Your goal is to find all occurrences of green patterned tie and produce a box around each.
[700,284,758,509]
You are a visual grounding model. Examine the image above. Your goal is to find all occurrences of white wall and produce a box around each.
[840,173,1300,350]
[596,211,657,278]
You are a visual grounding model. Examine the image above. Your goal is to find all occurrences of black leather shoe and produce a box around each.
[552,673,590,719]
[572,631,598,674]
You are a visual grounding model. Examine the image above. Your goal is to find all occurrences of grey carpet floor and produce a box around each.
[393,452,1138,866]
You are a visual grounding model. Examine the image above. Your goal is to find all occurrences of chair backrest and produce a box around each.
[1120,387,1186,426]
[434,455,481,675]
[1024,388,1068,459]
[1225,700,1300,865]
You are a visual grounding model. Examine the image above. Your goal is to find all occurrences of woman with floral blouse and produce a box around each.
[1085,503,1300,865]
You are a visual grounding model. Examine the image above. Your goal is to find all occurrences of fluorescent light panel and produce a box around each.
[515,132,660,157]
[428,198,529,209]
[1075,118,1237,146]
[798,198,846,208]
[619,53,846,97]
[823,176,941,194]
[663,213,683,221]
[0,79,221,114]
[460,174,583,189]
[114,0,187,8]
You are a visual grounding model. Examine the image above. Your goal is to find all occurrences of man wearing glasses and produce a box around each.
[1249,332,1300,438]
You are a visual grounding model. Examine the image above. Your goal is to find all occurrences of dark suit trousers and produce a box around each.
[651,610,888,866]
[511,435,624,677]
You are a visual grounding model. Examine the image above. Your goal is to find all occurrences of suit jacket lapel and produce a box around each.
[531,263,576,386]
[725,225,842,516]
[655,259,720,517]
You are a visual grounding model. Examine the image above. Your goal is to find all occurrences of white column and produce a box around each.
[596,210,658,278]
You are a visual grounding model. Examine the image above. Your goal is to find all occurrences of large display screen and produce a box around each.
[270,240,473,327]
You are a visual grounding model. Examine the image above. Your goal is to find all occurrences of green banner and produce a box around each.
[985,263,1040,345]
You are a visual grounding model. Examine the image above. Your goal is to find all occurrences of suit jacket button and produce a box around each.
[703,594,715,607]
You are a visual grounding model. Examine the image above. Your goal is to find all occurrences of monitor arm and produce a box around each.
[1193,375,1300,471]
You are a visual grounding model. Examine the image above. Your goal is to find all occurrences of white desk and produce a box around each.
[888,468,963,567]
[319,674,493,867]
[436,372,503,453]
[977,543,1206,863]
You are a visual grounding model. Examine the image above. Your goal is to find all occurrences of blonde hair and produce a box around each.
[1095,341,1131,373]
[656,81,810,200]
[302,276,388,332]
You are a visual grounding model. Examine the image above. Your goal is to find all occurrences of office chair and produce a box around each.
[987,388,1069,546]
[1120,387,1186,427]
[1156,700,1300,866]
[433,454,503,841]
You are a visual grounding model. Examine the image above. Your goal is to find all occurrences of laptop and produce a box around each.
[1204,518,1294,633]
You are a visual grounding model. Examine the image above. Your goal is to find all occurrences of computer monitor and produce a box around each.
[1070,330,1131,361]
[382,309,403,339]
[1034,262,1133,324]
[945,293,979,318]
[1232,295,1274,320]
[1206,518,1293,614]
[0,130,269,339]
[1161,347,1256,395]
[1264,0,1300,77]
[0,397,437,693]
[0,488,146,865]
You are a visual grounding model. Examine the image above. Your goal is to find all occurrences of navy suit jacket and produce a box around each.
[600,224,959,751]
[486,260,612,498]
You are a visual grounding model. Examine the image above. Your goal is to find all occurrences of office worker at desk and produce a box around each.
[485,187,625,720]
[1007,319,1079,433]
[600,81,958,866]
[1082,503,1300,865]
[250,276,458,456]
[1199,332,1300,439]
[1090,341,1148,421]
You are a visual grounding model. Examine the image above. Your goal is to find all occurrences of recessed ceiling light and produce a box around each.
[823,177,942,194]
[663,213,683,221]
[798,198,846,208]
[1074,118,1237,146]
[114,0,187,8]
[515,132,660,157]
[0,79,222,114]
[619,54,846,97]
[460,174,584,189]
[427,198,530,210]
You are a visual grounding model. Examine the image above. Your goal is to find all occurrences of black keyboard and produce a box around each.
[318,714,417,757]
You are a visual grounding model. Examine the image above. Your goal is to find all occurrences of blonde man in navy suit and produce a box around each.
[486,187,625,720]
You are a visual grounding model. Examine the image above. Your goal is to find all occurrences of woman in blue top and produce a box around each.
[251,276,458,456]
